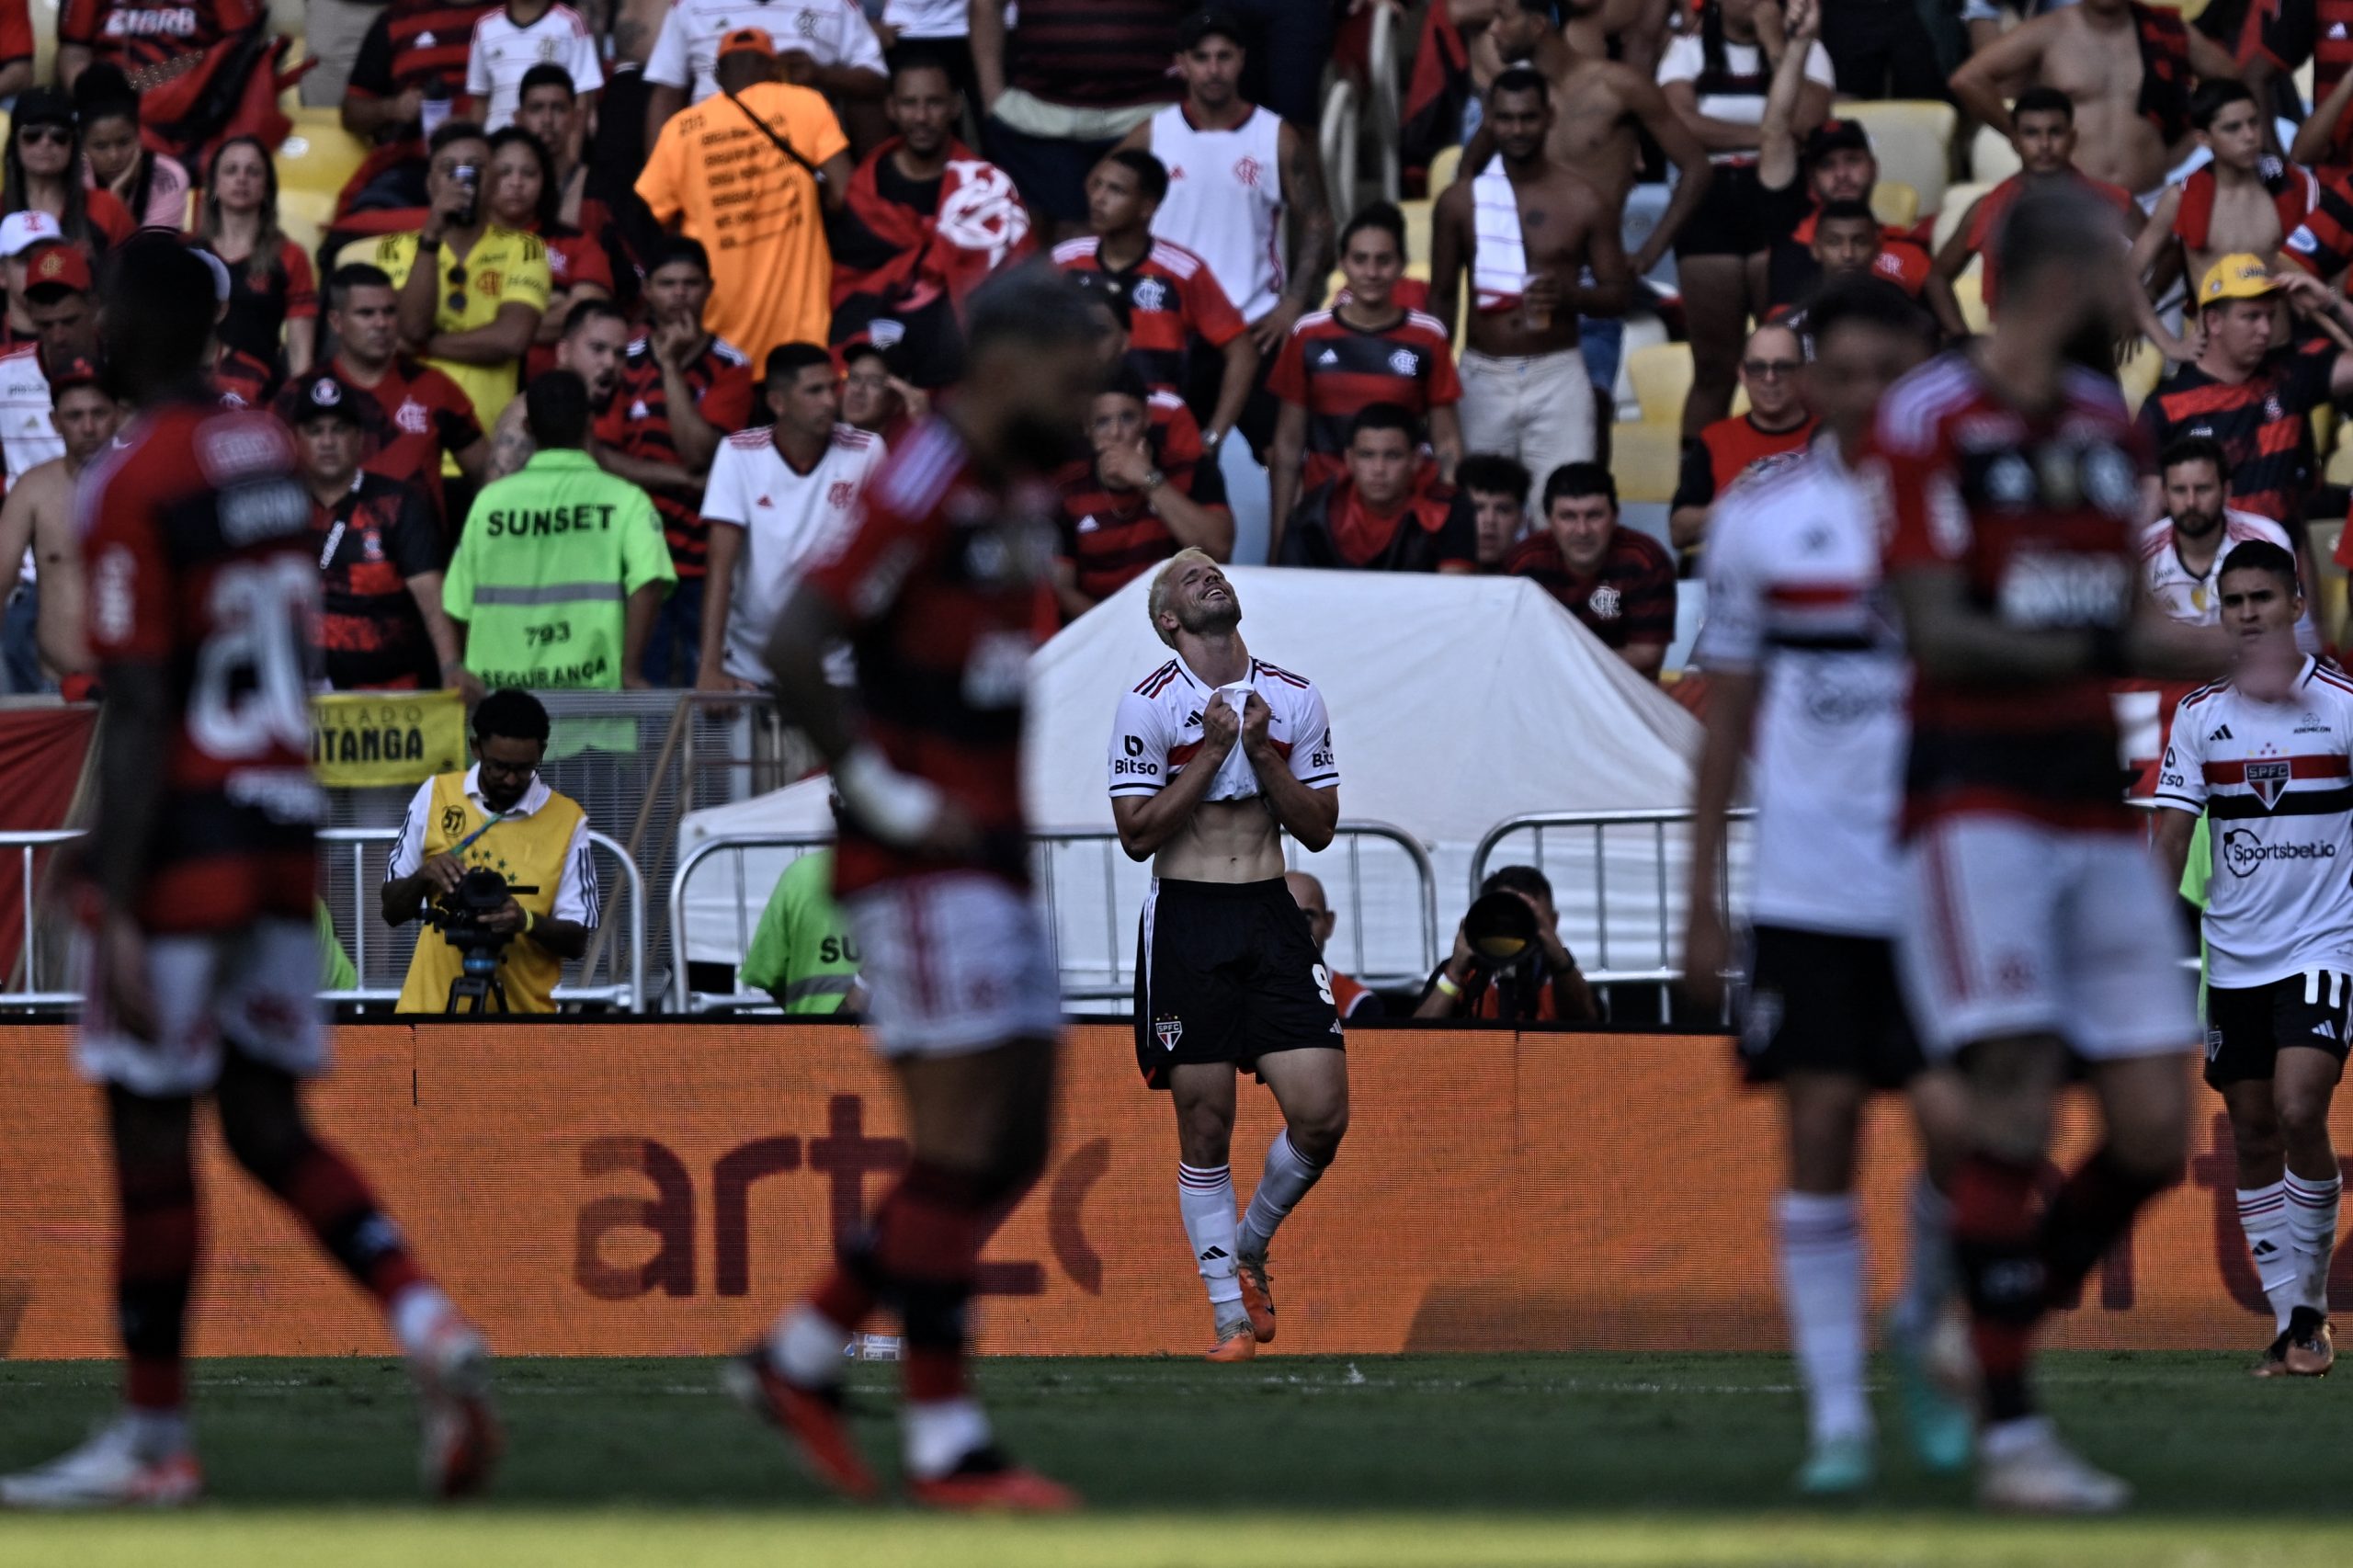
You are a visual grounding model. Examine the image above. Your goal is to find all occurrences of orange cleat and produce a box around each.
[1206,1320,1257,1362]
[907,1451,1079,1513]
[2286,1318,2336,1378]
[1237,1255,1277,1343]
[724,1345,880,1501]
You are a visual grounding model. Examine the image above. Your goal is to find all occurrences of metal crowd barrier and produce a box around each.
[0,827,645,1013]
[668,822,1442,1015]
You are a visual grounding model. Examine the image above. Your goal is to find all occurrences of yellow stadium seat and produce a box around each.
[1971,121,2020,183]
[2329,432,2353,486]
[2120,338,2164,416]
[276,118,370,199]
[31,0,52,87]
[278,187,335,258]
[2315,405,2337,464]
[1869,180,1919,232]
[1428,143,1463,193]
[1839,99,1956,219]
[1401,199,1433,267]
[1933,180,1993,251]
[1626,341,1692,426]
[1610,421,1684,504]
[1954,271,1989,333]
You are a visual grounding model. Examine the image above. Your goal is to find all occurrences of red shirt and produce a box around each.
[1966,172,2135,311]
[1268,307,1461,492]
[591,332,757,577]
[347,0,500,119]
[801,418,1054,896]
[1672,414,1816,516]
[311,471,444,690]
[210,345,278,409]
[1055,389,1227,603]
[0,0,32,69]
[2250,0,2353,110]
[61,0,260,80]
[78,397,319,931]
[1506,528,1677,652]
[1053,234,1246,394]
[301,355,484,528]
[1870,351,2144,831]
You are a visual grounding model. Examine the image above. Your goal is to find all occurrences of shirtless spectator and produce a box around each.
[0,350,115,690]
[1927,86,2138,337]
[1457,452,1532,569]
[2131,79,2316,360]
[1460,0,1712,395]
[1661,0,1832,434]
[1430,71,1632,494]
[1948,0,2241,200]
[1668,322,1814,558]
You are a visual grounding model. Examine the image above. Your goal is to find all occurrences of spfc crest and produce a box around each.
[2247,759,2292,810]
[1154,1014,1184,1051]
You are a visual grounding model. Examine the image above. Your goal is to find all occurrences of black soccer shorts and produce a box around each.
[1736,924,1926,1091]
[2204,971,2353,1087]
[1133,877,1345,1090]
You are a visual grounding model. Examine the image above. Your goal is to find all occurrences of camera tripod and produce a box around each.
[444,967,511,1014]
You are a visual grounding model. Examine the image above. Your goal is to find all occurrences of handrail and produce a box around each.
[0,830,94,1007]
[1367,0,1401,202]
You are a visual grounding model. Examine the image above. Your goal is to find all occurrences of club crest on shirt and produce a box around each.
[1131,278,1169,313]
[827,481,855,510]
[1387,347,1419,376]
[1154,1014,1184,1051]
[2248,758,2292,810]
[394,398,429,435]
[1588,585,1622,620]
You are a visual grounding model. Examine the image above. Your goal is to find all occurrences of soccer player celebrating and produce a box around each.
[1867,188,2231,1513]
[0,238,498,1509]
[1682,277,1971,1495]
[1109,549,1345,1361]
[2152,540,2352,1378]
[727,267,1099,1511]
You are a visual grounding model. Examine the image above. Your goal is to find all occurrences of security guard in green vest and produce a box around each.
[381,690,599,1013]
[441,371,676,691]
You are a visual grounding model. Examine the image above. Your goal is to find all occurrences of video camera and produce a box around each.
[423,866,540,1011]
[1461,890,1541,978]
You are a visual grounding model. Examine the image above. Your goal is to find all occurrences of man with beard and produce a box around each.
[2140,437,2318,651]
[827,56,1033,390]
[1110,549,1345,1362]
[485,300,630,481]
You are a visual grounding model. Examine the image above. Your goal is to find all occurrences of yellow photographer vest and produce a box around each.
[395,770,585,1014]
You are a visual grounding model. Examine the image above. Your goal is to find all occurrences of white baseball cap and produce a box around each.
[0,210,62,259]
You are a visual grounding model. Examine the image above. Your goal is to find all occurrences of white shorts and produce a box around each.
[75,917,325,1098]
[844,872,1063,1058]
[1897,815,2196,1062]
[1458,348,1597,501]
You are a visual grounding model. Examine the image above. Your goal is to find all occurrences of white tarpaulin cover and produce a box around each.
[677,567,1710,1003]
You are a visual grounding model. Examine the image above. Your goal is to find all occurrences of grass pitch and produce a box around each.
[3,1352,2349,1565]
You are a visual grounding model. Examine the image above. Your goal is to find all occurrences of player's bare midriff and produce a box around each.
[1154,797,1288,884]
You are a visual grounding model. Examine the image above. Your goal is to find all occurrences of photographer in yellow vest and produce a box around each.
[381,689,600,1013]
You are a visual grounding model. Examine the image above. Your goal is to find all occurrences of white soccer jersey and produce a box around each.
[0,344,58,488]
[645,0,886,102]
[1694,439,1909,937]
[1108,654,1337,807]
[699,422,882,681]
[467,3,605,130]
[2156,659,2353,987]
[2139,510,2321,654]
[1147,103,1287,323]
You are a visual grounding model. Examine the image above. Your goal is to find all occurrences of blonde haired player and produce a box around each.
[1111,550,1345,1360]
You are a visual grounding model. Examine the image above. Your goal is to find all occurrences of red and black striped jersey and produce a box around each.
[311,470,445,691]
[1506,528,1677,651]
[2132,337,2336,524]
[2284,169,2353,282]
[2249,0,2353,108]
[210,345,278,410]
[294,355,485,528]
[77,398,321,931]
[1267,307,1461,491]
[591,331,757,577]
[348,0,501,111]
[60,0,260,79]
[1053,234,1246,395]
[1004,0,1185,108]
[801,418,1056,895]
[1055,389,1228,604]
[1869,351,2147,831]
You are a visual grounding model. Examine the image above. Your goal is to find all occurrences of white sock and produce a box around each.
[903,1397,991,1480]
[1236,1132,1326,1260]
[1179,1164,1247,1330]
[387,1283,455,1358]
[1894,1176,1954,1342]
[1777,1191,1871,1447]
[2239,1182,2302,1333]
[771,1304,850,1387]
[120,1406,189,1458]
[2286,1168,2342,1317]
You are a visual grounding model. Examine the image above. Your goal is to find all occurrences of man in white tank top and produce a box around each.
[1117,8,1335,460]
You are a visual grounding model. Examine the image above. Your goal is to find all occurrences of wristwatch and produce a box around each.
[1141,467,1167,492]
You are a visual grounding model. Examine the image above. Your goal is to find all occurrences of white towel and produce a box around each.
[1472,163,1529,314]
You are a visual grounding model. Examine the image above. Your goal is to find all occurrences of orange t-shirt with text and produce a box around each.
[635,80,847,368]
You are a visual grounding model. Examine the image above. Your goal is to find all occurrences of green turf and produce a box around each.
[3,1352,2349,1564]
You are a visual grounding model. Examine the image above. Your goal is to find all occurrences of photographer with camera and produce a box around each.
[1415,865,1599,1023]
[381,689,599,1014]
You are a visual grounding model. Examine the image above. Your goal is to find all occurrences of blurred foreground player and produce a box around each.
[727,267,1099,1511]
[1867,189,2230,1513]
[1682,278,1970,1495]
[1110,551,1345,1361]
[2152,541,2350,1378]
[0,239,497,1509]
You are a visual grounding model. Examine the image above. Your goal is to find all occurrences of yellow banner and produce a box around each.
[310,691,468,787]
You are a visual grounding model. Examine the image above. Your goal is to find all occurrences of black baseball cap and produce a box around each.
[1802,119,1872,165]
[285,369,365,426]
[1177,7,1247,50]
[14,87,74,130]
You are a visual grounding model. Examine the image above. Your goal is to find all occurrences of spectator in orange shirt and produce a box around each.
[1670,321,1816,558]
[1287,870,1378,1020]
[635,26,851,368]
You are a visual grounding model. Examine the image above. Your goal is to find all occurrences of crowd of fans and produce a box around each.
[3,0,2353,711]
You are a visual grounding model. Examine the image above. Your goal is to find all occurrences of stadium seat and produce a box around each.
[278,187,336,258]
[277,115,371,199]
[1870,180,1919,233]
[1401,199,1433,267]
[1934,181,1993,251]
[1840,99,1956,218]
[1954,271,1989,333]
[1428,143,1463,193]
[1626,342,1692,426]
[1610,421,1684,504]
[2330,429,2353,486]
[2119,339,2164,416]
[1612,312,1668,423]
[1971,122,2021,183]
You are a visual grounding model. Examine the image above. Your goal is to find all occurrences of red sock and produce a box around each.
[1950,1152,2043,1424]
[268,1139,426,1305]
[868,1164,986,1405]
[809,1267,877,1332]
[115,1156,199,1412]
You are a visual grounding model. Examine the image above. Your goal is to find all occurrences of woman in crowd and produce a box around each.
[2,88,134,255]
[485,126,614,381]
[195,137,317,377]
[75,65,192,230]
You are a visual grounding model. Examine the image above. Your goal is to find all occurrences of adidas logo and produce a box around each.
[1316,348,1339,366]
[755,494,773,507]
[2211,724,2234,743]
[1198,1246,1229,1261]
[2317,1020,2341,1040]
[1076,513,1100,533]
[2255,1240,2282,1256]
[417,28,435,44]
[2332,20,2347,37]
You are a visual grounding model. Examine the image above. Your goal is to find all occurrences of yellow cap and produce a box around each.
[2200,253,2279,304]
